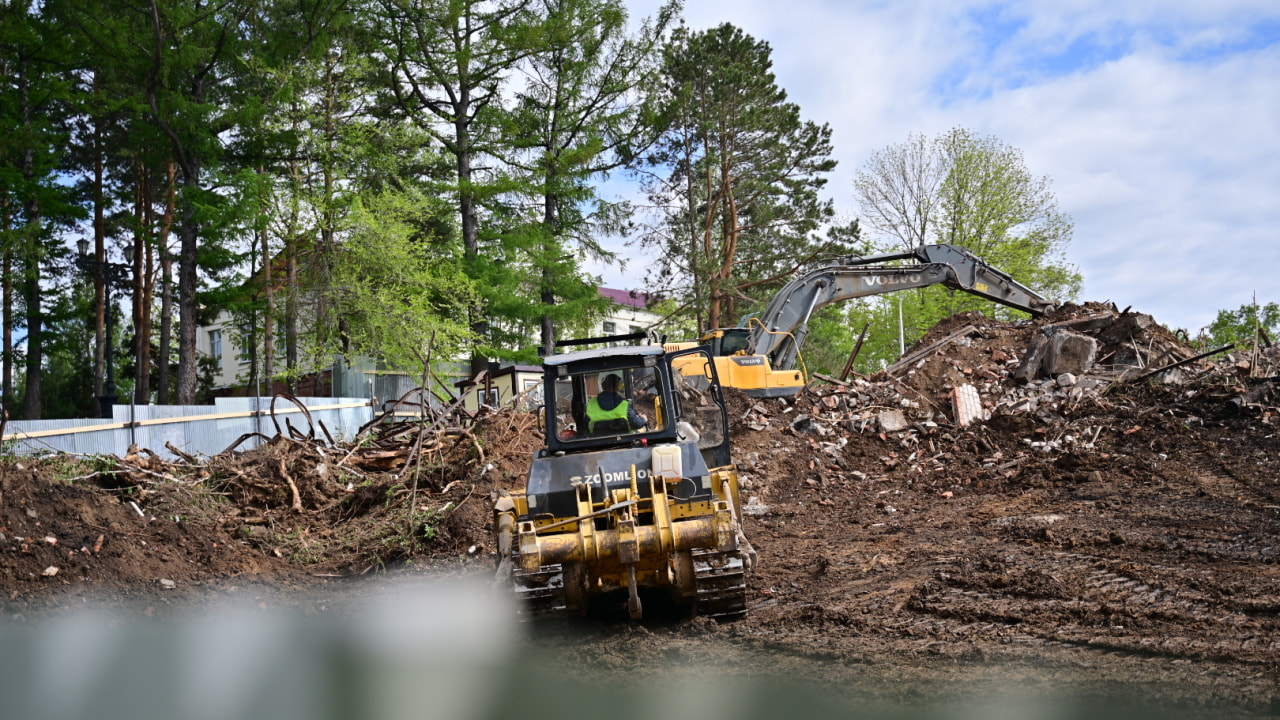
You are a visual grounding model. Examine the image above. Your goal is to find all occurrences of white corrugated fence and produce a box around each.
[2,397,374,460]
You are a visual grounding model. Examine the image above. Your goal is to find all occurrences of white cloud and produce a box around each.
[608,1,1280,331]
[968,47,1280,329]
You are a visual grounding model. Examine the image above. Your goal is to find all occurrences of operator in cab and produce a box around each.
[586,373,648,434]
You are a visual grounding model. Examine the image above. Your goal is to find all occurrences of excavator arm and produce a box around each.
[745,244,1055,371]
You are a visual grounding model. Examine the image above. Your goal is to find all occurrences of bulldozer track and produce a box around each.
[512,561,567,619]
[692,549,748,620]
[509,552,749,621]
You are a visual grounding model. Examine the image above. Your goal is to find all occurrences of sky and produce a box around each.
[591,0,1280,334]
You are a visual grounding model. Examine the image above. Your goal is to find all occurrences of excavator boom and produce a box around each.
[685,244,1054,397]
[754,244,1054,372]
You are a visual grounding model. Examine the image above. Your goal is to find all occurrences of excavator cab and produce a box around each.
[699,328,753,357]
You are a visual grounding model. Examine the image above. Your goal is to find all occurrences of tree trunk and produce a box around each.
[718,151,740,326]
[134,163,153,404]
[21,254,42,420]
[285,233,298,385]
[20,193,42,420]
[539,190,559,357]
[245,225,260,395]
[157,162,176,404]
[461,193,488,375]
[19,68,41,419]
[92,99,106,398]
[262,211,274,385]
[176,169,200,404]
[245,167,268,395]
[2,206,11,411]
[704,150,723,330]
[456,107,488,376]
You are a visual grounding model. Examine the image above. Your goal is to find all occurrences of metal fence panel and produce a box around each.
[4,398,373,461]
[373,374,420,407]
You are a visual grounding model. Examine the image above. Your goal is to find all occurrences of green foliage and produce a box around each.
[328,189,477,377]
[0,0,92,418]
[474,224,613,363]
[801,301,894,376]
[21,289,95,418]
[4,0,849,415]
[500,0,677,356]
[372,0,539,372]
[416,505,444,543]
[822,297,933,375]
[1201,301,1280,350]
[851,128,1082,356]
[641,22,844,333]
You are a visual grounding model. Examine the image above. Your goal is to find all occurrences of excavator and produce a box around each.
[493,339,754,621]
[669,243,1056,397]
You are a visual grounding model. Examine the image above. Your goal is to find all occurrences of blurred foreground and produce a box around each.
[0,576,1266,720]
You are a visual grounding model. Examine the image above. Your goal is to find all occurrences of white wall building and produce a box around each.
[197,316,242,390]
[594,288,662,341]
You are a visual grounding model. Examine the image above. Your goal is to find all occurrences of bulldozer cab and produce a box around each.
[552,366,664,440]
[542,344,731,469]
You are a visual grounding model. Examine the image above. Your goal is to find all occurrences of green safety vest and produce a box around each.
[586,397,631,432]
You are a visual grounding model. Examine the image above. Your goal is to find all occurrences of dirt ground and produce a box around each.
[1,306,1278,718]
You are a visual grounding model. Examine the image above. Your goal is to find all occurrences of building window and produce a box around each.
[236,322,254,364]
[209,329,222,359]
[519,378,543,410]
[602,321,616,334]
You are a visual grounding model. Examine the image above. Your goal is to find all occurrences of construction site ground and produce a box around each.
[1,304,1277,718]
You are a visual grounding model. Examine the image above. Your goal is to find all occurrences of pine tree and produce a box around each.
[0,0,86,418]
[641,23,839,333]
[373,0,538,372]
[504,0,676,356]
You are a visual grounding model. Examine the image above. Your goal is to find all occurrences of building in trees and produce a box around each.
[199,287,663,402]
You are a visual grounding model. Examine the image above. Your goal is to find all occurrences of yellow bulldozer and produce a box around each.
[493,341,754,620]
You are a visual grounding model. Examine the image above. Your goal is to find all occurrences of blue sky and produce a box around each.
[592,0,1280,334]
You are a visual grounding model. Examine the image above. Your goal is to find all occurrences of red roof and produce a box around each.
[599,287,650,309]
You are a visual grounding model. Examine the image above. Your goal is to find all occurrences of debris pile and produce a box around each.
[729,302,1278,491]
[0,397,543,584]
[847,303,1263,423]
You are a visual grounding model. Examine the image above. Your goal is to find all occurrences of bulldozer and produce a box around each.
[493,340,754,620]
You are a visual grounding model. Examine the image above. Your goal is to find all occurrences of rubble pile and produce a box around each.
[812,302,1275,425]
[887,303,1215,420]
[730,302,1278,493]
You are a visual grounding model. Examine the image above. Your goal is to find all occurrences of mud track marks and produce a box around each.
[906,550,1280,663]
